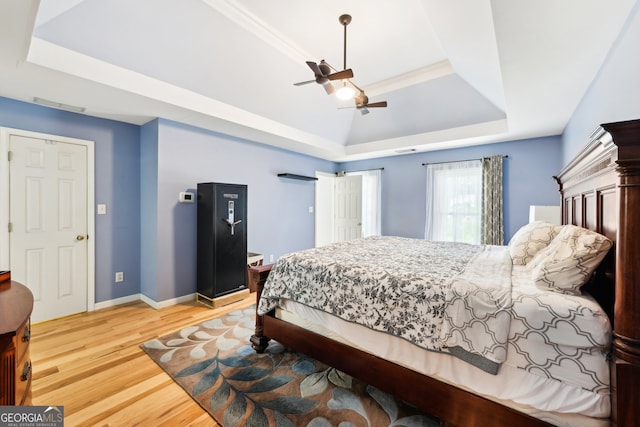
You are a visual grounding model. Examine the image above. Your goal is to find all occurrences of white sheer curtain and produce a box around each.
[425,160,482,244]
[346,169,382,237]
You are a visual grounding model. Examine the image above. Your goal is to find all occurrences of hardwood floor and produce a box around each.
[30,295,255,426]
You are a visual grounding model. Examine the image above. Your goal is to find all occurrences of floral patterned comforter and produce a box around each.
[257,236,513,373]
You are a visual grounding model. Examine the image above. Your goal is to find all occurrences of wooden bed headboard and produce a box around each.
[554,118,640,426]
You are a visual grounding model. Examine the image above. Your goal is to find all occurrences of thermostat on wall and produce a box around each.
[179,191,195,203]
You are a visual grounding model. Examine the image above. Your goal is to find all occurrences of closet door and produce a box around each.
[9,134,88,323]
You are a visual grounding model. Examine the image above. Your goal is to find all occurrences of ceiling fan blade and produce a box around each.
[327,68,354,81]
[306,61,323,76]
[323,82,336,95]
[366,101,387,108]
[293,80,315,86]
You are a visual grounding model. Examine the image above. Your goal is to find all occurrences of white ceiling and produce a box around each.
[0,0,636,161]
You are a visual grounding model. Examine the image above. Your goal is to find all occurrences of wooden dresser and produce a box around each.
[0,280,34,405]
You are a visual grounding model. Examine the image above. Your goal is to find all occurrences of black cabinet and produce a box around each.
[197,182,247,304]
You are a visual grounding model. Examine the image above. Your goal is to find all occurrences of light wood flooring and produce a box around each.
[30,295,256,427]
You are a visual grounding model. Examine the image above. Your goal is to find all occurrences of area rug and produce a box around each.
[141,305,440,427]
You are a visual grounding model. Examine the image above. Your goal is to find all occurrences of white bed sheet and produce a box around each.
[276,299,610,427]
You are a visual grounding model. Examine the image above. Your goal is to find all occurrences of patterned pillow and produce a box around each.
[528,225,612,295]
[508,221,563,265]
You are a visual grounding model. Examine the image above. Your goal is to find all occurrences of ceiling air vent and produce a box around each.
[395,148,416,154]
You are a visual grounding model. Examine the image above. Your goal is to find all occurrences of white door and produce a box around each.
[333,175,362,242]
[9,134,89,323]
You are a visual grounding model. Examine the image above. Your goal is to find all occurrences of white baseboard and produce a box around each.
[139,293,196,309]
[93,293,142,311]
[93,293,196,311]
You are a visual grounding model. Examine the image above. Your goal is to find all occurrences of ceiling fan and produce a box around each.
[293,60,353,95]
[353,90,387,115]
[295,14,387,114]
[338,88,387,115]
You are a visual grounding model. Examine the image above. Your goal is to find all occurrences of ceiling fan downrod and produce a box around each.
[339,14,352,71]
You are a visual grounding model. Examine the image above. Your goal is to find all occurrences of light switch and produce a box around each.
[97,204,107,215]
[179,191,195,203]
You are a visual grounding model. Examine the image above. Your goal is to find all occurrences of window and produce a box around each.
[425,160,482,244]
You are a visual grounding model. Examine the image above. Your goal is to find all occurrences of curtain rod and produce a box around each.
[421,155,508,166]
[338,167,385,173]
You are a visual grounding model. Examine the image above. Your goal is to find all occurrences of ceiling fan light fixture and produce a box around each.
[336,82,356,100]
[295,14,385,112]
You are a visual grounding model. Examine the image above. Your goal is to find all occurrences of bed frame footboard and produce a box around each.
[249,264,273,353]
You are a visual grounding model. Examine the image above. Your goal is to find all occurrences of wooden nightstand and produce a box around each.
[0,280,34,405]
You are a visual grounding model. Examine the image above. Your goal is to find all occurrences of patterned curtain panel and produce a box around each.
[481,155,504,245]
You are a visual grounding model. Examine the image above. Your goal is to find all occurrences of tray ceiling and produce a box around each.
[0,0,636,161]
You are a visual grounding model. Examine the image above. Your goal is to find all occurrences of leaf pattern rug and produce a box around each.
[141,305,441,427]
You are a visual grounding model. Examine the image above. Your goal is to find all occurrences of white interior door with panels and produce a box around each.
[315,170,381,247]
[345,169,381,237]
[333,174,362,243]
[1,128,95,323]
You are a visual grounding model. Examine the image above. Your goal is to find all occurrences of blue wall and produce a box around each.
[562,1,640,163]
[140,120,159,301]
[0,97,141,304]
[0,96,565,305]
[4,0,638,307]
[0,99,339,304]
[143,119,337,302]
[340,136,563,242]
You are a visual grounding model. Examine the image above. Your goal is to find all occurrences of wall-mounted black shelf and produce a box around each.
[277,173,318,181]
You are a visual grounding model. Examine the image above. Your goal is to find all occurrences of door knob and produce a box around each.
[76,235,86,241]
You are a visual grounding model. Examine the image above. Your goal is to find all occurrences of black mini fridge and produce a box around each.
[197,182,247,305]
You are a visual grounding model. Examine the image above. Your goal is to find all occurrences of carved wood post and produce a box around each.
[602,119,640,426]
[249,264,273,353]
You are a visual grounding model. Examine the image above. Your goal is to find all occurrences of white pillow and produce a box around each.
[508,221,563,265]
[528,225,612,295]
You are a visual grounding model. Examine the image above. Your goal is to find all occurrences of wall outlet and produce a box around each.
[115,271,124,283]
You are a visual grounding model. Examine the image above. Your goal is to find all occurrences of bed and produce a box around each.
[250,118,640,427]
